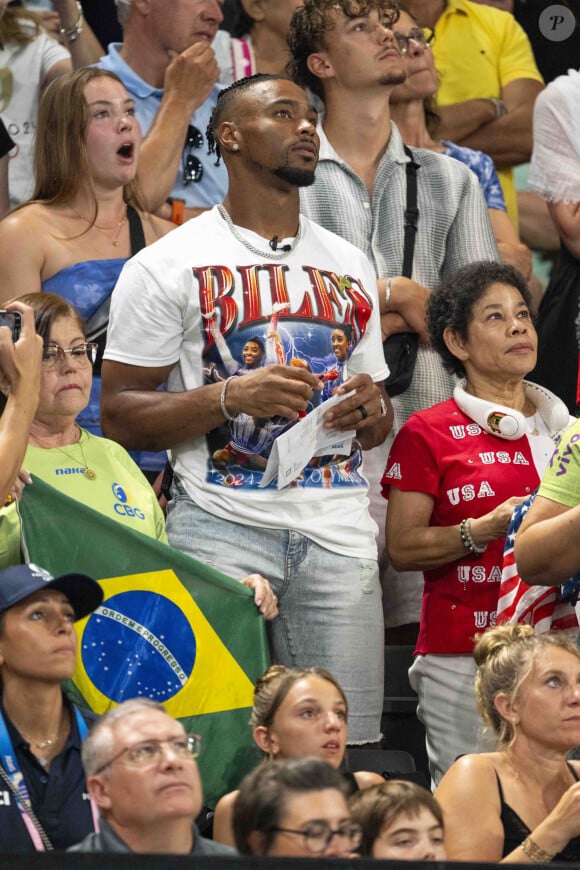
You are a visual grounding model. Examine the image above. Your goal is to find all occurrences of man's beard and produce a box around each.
[380,70,406,86]
[274,164,316,187]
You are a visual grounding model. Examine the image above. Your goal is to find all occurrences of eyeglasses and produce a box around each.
[42,342,98,370]
[268,821,362,855]
[394,27,434,53]
[92,734,201,776]
[182,124,204,185]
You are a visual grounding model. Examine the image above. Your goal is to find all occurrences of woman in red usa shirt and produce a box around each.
[381,261,573,787]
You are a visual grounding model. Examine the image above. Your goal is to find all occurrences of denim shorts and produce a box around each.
[167,484,384,744]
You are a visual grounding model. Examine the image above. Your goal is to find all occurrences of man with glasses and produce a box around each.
[69,698,236,854]
[97,0,228,224]
[288,0,498,644]
[233,758,362,858]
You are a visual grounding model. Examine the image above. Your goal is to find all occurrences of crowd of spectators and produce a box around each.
[0,0,579,860]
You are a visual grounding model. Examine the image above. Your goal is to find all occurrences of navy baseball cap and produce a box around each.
[0,563,103,620]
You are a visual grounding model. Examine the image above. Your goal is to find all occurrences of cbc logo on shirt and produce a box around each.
[112,483,145,521]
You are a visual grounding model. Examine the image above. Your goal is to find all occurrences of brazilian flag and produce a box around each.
[18,477,269,807]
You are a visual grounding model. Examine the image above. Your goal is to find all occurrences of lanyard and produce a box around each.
[0,707,99,851]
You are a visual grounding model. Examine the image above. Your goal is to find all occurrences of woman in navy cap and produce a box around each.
[0,562,103,852]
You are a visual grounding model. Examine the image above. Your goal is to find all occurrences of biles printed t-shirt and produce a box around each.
[381,398,546,655]
[105,207,388,560]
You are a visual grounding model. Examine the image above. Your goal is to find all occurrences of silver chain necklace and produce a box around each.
[217,204,300,260]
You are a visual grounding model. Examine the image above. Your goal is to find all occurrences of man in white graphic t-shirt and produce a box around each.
[101,74,392,744]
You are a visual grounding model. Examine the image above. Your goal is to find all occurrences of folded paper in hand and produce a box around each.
[259,390,356,490]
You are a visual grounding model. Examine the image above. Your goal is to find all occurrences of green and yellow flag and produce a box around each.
[18,478,269,807]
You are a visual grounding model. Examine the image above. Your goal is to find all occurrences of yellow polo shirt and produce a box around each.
[432,0,543,225]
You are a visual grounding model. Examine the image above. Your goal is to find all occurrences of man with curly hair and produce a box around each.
[288,0,499,642]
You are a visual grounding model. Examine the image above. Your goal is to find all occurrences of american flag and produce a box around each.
[498,491,579,635]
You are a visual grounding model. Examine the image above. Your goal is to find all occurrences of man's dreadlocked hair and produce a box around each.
[206,73,297,166]
[286,0,400,100]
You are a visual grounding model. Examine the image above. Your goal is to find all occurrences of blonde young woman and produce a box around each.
[0,67,172,473]
[436,625,580,863]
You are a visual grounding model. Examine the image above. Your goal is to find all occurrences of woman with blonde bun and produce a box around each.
[213,664,384,846]
[435,624,580,863]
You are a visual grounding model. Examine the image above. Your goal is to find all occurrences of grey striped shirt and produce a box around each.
[301,122,499,430]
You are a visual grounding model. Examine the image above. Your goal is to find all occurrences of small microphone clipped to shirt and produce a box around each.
[269,235,292,252]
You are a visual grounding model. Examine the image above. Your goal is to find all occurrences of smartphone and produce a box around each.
[0,310,21,342]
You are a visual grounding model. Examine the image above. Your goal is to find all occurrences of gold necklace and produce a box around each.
[54,427,97,480]
[22,732,59,751]
[9,719,63,767]
[72,207,128,247]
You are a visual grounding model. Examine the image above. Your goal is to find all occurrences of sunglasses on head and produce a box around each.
[182,124,204,185]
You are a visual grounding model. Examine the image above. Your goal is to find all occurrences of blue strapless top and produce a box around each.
[41,259,125,318]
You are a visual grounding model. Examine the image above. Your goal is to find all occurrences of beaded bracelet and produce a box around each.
[459,518,487,555]
[521,836,554,864]
[59,1,84,43]
[220,376,239,422]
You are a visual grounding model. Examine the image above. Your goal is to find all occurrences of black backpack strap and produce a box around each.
[402,145,420,279]
[127,203,146,255]
[159,460,174,499]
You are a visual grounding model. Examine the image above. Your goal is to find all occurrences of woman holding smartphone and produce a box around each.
[0,301,42,504]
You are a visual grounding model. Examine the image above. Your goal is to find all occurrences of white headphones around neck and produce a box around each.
[453,380,570,440]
